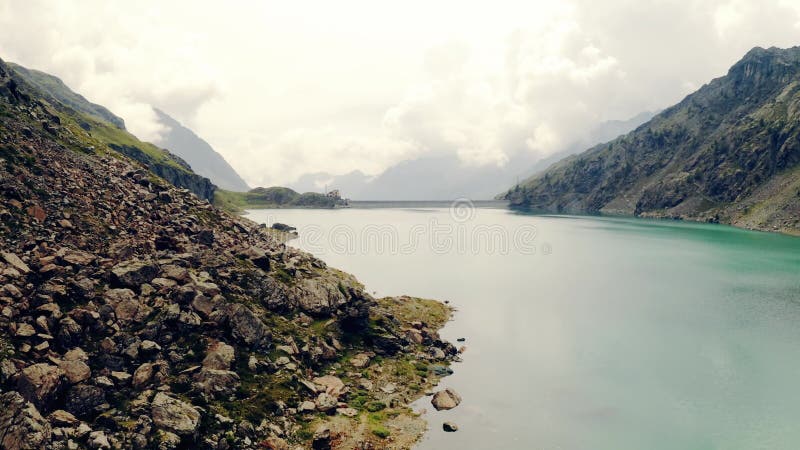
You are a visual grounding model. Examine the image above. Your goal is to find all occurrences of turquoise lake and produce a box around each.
[246,205,800,450]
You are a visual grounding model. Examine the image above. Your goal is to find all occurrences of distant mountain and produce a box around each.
[7,62,126,129]
[288,112,654,201]
[8,62,215,200]
[503,46,800,234]
[152,108,250,192]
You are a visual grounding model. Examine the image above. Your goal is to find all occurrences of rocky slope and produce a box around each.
[152,108,250,192]
[503,46,800,234]
[7,63,126,130]
[0,58,458,449]
[7,62,217,201]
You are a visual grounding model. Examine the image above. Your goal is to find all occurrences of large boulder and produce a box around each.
[0,392,52,449]
[202,341,235,370]
[431,388,461,411]
[192,368,240,398]
[313,376,345,398]
[57,359,91,384]
[111,260,158,289]
[151,392,200,436]
[227,304,270,347]
[16,363,64,409]
[56,317,84,349]
[65,384,106,418]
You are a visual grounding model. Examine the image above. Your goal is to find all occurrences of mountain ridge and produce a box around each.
[288,112,655,201]
[503,46,800,234]
[152,108,250,192]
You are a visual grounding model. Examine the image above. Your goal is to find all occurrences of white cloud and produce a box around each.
[0,0,798,186]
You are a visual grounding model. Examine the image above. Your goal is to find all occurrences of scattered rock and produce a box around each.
[315,392,337,412]
[313,375,345,398]
[2,252,30,273]
[311,425,332,450]
[0,392,52,449]
[443,422,459,432]
[192,368,240,398]
[65,384,106,418]
[48,409,78,426]
[88,430,111,449]
[350,353,371,368]
[298,401,316,413]
[111,260,159,289]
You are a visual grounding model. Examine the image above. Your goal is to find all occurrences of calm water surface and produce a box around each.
[247,206,800,450]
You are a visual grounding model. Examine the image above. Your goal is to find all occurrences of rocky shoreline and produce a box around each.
[0,59,461,449]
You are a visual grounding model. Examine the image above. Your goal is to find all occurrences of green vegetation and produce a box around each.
[8,62,126,128]
[214,186,346,213]
[8,62,215,200]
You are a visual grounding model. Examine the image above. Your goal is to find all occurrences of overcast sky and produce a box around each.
[1,0,799,187]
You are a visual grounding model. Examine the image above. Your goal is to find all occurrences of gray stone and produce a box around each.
[227,304,270,347]
[151,393,200,436]
[431,388,461,411]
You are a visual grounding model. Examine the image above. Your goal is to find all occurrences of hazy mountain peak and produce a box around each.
[152,108,250,192]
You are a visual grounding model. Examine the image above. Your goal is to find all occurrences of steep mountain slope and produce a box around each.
[503,46,800,234]
[7,62,126,129]
[7,62,216,201]
[0,58,457,448]
[153,108,250,192]
[289,113,655,201]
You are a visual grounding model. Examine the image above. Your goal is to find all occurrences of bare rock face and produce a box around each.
[151,392,200,436]
[0,392,52,450]
[431,388,462,411]
[16,363,64,409]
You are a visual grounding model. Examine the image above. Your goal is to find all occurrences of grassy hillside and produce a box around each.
[215,186,345,213]
[8,61,216,200]
[504,46,800,234]
[7,62,126,128]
